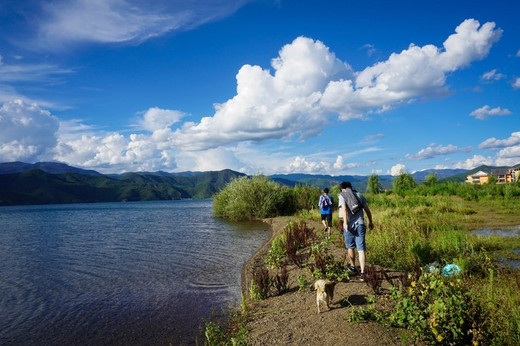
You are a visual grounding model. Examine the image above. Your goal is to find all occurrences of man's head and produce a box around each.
[340,181,352,190]
[323,188,329,194]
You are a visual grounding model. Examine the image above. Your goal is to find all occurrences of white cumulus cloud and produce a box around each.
[172,36,353,151]
[389,163,406,176]
[0,99,59,162]
[172,19,502,150]
[406,144,472,160]
[470,105,512,120]
[323,19,502,120]
[479,131,520,149]
[54,112,180,173]
[287,156,331,174]
[452,132,520,169]
[452,155,496,169]
[137,107,186,131]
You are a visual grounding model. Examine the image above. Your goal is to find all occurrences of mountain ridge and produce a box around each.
[1,161,518,206]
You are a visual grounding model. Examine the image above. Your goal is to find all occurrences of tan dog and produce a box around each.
[314,279,336,313]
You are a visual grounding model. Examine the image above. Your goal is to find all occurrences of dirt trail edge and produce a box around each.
[241,216,413,346]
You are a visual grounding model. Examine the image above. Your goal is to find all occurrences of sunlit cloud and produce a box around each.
[481,69,505,81]
[389,163,406,176]
[470,105,512,120]
[32,0,256,50]
[479,131,520,149]
[0,99,59,162]
[173,19,502,151]
[405,144,472,160]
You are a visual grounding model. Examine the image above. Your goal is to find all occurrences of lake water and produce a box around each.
[471,225,520,270]
[0,200,269,345]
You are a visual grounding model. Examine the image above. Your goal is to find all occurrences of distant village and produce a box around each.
[466,166,520,185]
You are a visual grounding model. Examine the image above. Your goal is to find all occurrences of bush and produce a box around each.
[265,235,287,269]
[213,175,288,221]
[290,184,321,211]
[309,240,349,282]
[388,272,490,344]
[273,266,289,295]
[250,266,271,300]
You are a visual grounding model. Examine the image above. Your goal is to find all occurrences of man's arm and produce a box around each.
[342,204,348,232]
[363,204,374,230]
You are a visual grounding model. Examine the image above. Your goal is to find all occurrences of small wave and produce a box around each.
[186,281,230,290]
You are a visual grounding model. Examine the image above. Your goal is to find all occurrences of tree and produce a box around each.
[393,172,417,196]
[424,173,438,187]
[367,174,381,194]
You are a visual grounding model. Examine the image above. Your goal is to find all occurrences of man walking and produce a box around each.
[339,181,373,281]
[318,188,333,236]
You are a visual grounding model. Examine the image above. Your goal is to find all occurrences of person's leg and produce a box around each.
[347,248,356,267]
[321,214,327,231]
[343,229,356,271]
[358,250,366,274]
[326,214,332,235]
[354,224,367,279]
[344,229,357,271]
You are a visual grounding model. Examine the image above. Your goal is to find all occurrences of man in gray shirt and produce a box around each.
[339,181,374,281]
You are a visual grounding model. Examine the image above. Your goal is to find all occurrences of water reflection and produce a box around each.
[0,200,269,345]
[470,225,520,237]
[471,225,520,270]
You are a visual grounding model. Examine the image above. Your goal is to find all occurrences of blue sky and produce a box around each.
[0,0,518,175]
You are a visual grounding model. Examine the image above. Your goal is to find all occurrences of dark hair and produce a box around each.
[323,188,329,193]
[340,181,352,189]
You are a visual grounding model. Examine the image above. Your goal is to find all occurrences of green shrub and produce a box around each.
[388,272,490,344]
[203,305,249,346]
[265,235,287,269]
[213,175,288,221]
[250,266,271,300]
[297,274,308,291]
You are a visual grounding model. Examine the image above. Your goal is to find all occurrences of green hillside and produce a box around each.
[0,169,244,206]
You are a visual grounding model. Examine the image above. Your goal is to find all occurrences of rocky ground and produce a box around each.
[242,217,417,346]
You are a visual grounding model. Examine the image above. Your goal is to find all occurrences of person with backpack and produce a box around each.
[318,188,333,235]
[339,181,373,281]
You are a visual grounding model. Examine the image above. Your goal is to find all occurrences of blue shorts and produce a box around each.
[343,223,366,251]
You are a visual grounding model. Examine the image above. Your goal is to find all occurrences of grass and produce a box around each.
[210,178,520,344]
[278,194,520,344]
[353,194,520,344]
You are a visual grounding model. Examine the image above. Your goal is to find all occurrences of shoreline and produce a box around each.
[240,217,280,297]
[241,216,307,298]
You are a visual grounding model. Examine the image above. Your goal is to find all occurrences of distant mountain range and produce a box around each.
[270,168,468,191]
[0,161,517,206]
[0,162,245,206]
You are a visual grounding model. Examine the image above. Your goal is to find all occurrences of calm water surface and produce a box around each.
[0,200,269,345]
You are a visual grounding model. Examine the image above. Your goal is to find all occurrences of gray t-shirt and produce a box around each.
[338,190,367,230]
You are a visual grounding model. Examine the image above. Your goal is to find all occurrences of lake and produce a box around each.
[0,200,269,345]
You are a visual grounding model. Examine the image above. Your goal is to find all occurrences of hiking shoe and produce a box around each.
[359,273,366,282]
[348,265,358,273]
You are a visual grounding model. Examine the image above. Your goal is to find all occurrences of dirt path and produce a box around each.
[242,217,414,345]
